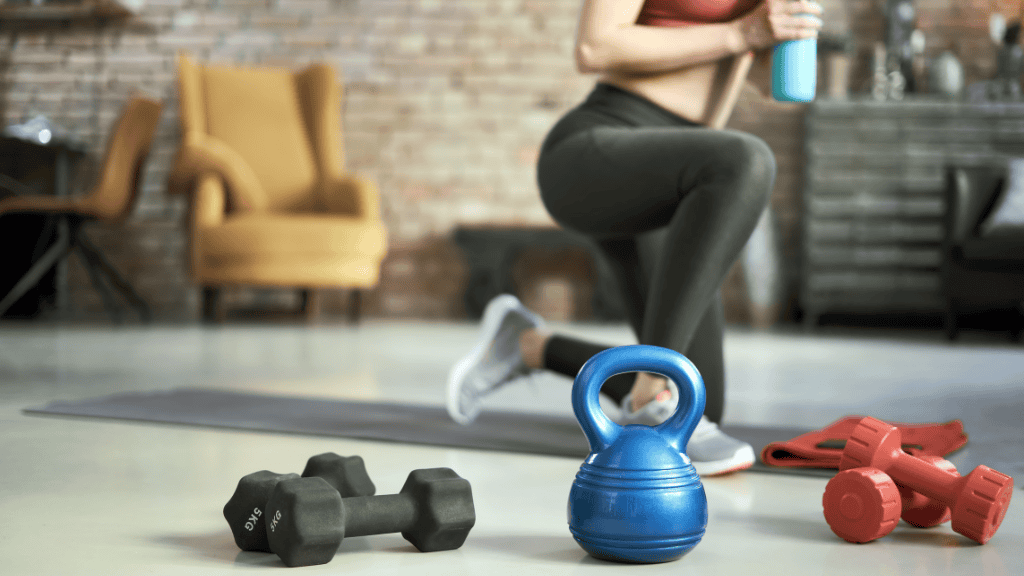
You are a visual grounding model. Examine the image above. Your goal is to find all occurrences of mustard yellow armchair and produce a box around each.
[169,52,388,322]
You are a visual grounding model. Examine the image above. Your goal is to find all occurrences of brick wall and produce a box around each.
[0,0,1017,322]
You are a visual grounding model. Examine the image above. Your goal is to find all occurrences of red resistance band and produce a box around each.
[761,416,968,469]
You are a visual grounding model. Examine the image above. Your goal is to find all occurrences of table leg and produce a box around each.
[53,150,69,320]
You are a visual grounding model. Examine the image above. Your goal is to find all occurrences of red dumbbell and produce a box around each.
[841,416,1013,544]
[898,455,958,528]
[823,467,902,543]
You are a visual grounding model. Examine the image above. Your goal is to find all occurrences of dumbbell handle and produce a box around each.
[882,451,962,504]
[342,493,418,538]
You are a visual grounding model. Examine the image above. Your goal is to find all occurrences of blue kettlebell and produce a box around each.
[567,345,708,563]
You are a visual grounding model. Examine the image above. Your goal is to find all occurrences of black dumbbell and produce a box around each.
[265,467,476,567]
[223,453,376,552]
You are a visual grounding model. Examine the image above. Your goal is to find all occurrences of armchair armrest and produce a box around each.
[191,173,226,228]
[169,131,268,213]
[944,165,1004,247]
[321,173,382,220]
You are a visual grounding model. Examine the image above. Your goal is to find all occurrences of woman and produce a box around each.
[447,0,823,476]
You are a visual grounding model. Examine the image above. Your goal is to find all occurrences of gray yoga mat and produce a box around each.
[28,387,1023,482]
[24,387,830,476]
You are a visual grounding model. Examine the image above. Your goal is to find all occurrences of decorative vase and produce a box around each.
[929,51,964,98]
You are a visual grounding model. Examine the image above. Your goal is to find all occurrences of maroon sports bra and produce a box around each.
[637,0,761,27]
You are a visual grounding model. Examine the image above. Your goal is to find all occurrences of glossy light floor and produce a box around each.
[1,320,1022,575]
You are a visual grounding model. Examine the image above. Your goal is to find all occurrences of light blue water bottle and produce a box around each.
[771,12,822,102]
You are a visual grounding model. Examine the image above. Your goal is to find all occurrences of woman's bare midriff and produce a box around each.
[598,54,745,127]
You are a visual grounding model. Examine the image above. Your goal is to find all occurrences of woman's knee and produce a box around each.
[705,131,776,209]
[722,132,775,182]
[740,133,776,183]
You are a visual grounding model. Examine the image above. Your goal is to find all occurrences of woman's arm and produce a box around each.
[709,51,756,128]
[745,47,775,98]
[575,0,822,75]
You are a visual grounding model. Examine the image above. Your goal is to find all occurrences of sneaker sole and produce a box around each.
[692,444,756,477]
[445,295,540,425]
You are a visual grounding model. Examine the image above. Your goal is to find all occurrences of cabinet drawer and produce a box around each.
[806,220,943,243]
[806,246,941,268]
[805,271,940,292]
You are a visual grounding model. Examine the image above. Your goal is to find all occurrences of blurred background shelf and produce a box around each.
[0,0,132,23]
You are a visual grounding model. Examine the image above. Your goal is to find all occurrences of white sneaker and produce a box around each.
[618,385,755,476]
[686,416,756,476]
[618,380,680,426]
[446,294,545,425]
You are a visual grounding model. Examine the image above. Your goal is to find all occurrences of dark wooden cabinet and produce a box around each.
[801,98,1024,326]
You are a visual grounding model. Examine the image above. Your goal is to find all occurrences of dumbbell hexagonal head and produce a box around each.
[224,471,300,552]
[266,477,345,567]
[399,468,476,552]
[303,453,375,497]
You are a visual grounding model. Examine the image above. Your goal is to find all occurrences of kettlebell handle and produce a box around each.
[572,345,707,454]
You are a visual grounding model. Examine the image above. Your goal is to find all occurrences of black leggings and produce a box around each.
[535,83,777,423]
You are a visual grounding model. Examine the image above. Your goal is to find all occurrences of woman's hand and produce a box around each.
[738,0,824,51]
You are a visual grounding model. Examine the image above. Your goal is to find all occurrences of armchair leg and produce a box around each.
[348,289,361,325]
[202,287,223,324]
[0,233,73,318]
[299,289,321,323]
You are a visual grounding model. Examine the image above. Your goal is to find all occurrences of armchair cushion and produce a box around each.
[978,158,1024,238]
[202,214,386,260]
[196,214,387,287]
